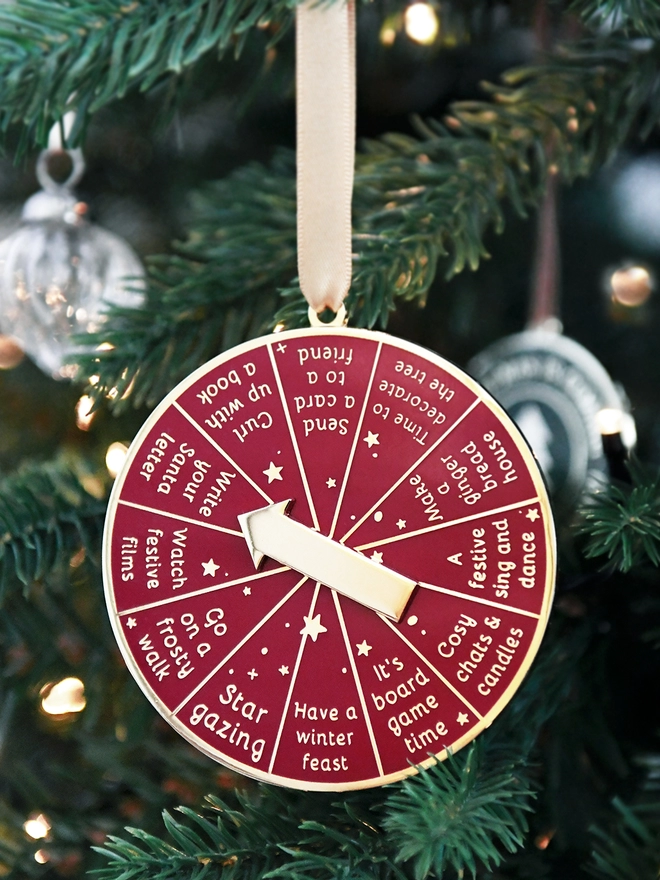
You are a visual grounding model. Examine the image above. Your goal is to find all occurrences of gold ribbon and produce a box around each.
[296,0,355,315]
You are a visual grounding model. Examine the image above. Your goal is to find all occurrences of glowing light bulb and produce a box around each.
[106,441,129,478]
[596,408,623,436]
[23,814,51,840]
[40,677,86,715]
[404,2,439,45]
[34,850,50,864]
[534,829,555,850]
[75,395,96,431]
[596,409,637,450]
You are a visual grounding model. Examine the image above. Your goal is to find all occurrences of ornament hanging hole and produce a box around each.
[36,148,85,193]
[307,304,348,328]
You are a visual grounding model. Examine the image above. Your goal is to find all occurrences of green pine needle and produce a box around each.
[571,0,660,37]
[0,0,655,152]
[75,157,292,411]
[80,38,660,411]
[382,743,534,880]
[579,461,660,572]
[0,0,298,151]
[0,457,108,601]
[93,788,399,880]
[587,798,660,880]
[92,744,536,880]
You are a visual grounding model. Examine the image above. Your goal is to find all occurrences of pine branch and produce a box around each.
[92,787,387,880]
[578,460,660,572]
[571,0,660,37]
[382,744,534,880]
[79,157,291,410]
[587,798,660,880]
[93,740,535,880]
[1,0,654,150]
[0,458,108,602]
[79,39,660,411]
[0,0,297,151]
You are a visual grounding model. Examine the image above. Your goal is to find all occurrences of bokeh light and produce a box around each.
[75,395,96,431]
[404,2,439,45]
[608,265,653,307]
[596,407,623,436]
[40,677,86,715]
[106,441,129,478]
[23,813,51,840]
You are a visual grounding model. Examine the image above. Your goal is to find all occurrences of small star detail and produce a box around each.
[300,612,327,642]
[247,668,258,680]
[396,519,406,530]
[457,712,469,726]
[326,477,337,488]
[370,550,383,564]
[363,431,380,448]
[279,665,290,676]
[356,640,372,656]
[243,586,252,596]
[263,461,283,483]
[526,508,540,522]
[202,558,220,577]
[276,342,287,353]
[126,617,137,629]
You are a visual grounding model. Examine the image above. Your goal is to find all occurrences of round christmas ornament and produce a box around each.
[104,328,555,789]
[468,175,634,511]
[0,130,144,379]
[468,328,635,510]
[103,0,555,790]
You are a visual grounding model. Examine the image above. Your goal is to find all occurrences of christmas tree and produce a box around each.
[0,0,659,877]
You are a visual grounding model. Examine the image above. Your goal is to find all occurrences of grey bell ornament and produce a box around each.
[0,145,145,379]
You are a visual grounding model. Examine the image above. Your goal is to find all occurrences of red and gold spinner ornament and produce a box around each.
[102,0,555,791]
[103,327,555,790]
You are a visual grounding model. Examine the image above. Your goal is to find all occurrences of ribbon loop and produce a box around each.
[296,0,355,315]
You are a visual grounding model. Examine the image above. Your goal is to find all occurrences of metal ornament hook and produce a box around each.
[307,303,348,328]
[36,148,86,194]
[36,110,85,193]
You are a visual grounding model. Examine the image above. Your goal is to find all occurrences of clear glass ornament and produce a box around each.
[0,147,145,379]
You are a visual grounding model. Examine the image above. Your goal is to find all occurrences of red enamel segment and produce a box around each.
[269,587,381,783]
[398,587,540,715]
[173,581,317,775]
[119,406,268,532]
[349,502,548,618]
[269,334,381,535]
[116,569,306,710]
[332,344,478,541]
[176,344,315,528]
[109,502,262,613]
[336,596,480,774]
